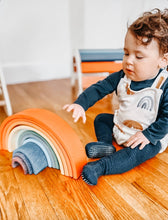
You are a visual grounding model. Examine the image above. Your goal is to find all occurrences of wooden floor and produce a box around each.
[0,78,168,220]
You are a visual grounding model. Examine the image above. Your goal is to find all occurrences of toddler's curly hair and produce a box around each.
[128,8,168,54]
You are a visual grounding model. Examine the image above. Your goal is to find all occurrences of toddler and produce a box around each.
[64,8,168,185]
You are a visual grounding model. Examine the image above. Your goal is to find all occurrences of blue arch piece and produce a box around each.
[13,142,48,174]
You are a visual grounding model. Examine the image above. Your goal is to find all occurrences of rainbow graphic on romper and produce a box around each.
[137,96,154,111]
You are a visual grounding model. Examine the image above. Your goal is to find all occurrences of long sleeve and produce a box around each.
[142,79,168,144]
[74,70,124,111]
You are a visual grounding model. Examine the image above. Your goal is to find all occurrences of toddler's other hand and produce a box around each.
[63,104,86,123]
[125,131,150,150]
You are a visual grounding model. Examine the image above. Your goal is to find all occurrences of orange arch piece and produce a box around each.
[0,109,87,179]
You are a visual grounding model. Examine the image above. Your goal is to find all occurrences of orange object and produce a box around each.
[82,76,107,89]
[0,109,87,179]
[112,140,123,151]
[80,61,123,89]
[81,61,122,73]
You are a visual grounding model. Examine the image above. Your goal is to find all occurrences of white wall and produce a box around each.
[83,0,168,49]
[0,0,71,84]
[0,0,167,84]
[69,0,84,51]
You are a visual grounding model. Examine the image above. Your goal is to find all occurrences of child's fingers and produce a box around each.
[64,104,75,112]
[73,110,85,123]
[72,110,79,122]
[74,115,80,123]
[62,104,71,111]
[73,109,86,123]
[62,104,69,110]
[130,139,140,149]
[139,143,146,150]
[63,104,86,123]
[126,136,137,147]
[73,111,82,122]
[72,107,79,118]
[82,114,86,124]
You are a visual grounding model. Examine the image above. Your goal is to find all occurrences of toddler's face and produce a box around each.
[122,30,163,81]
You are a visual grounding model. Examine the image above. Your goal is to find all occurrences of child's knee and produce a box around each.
[94,113,106,126]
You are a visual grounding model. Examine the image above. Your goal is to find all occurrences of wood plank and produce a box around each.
[145,156,168,177]
[133,162,168,211]
[0,151,30,220]
[91,176,144,220]
[13,166,57,219]
[113,179,168,219]
[37,168,113,219]
[156,150,168,165]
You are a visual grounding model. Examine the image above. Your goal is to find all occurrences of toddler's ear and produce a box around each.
[159,53,168,68]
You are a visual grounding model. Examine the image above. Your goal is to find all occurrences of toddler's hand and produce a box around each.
[63,103,86,123]
[125,131,150,150]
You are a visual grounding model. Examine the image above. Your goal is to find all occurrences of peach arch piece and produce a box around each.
[0,108,87,179]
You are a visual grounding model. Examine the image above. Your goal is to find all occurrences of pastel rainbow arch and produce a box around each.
[0,108,87,179]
